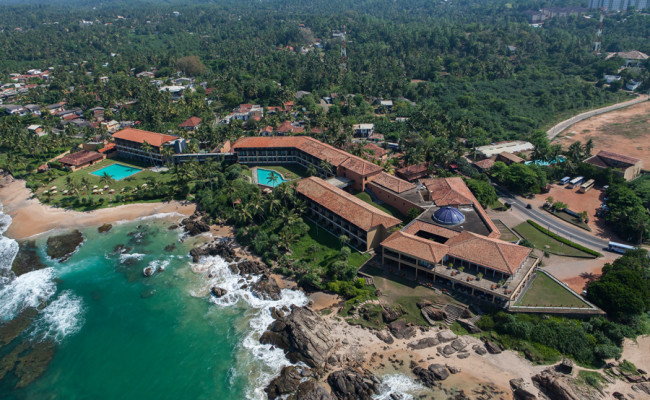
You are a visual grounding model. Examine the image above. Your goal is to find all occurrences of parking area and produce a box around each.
[526,183,613,239]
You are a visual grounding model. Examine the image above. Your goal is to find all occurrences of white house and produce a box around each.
[353,123,375,137]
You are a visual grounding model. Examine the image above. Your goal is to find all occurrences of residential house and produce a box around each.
[27,125,45,136]
[609,51,649,68]
[361,142,388,161]
[396,163,429,182]
[23,104,42,115]
[179,116,202,131]
[46,103,65,114]
[583,150,643,181]
[353,123,374,137]
[1,104,26,116]
[476,141,535,158]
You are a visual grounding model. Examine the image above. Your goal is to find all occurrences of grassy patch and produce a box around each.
[289,221,371,271]
[618,360,638,374]
[493,220,519,242]
[517,273,590,308]
[450,321,470,335]
[353,191,404,218]
[545,208,591,231]
[514,221,597,258]
[34,158,175,211]
[578,370,606,391]
[481,331,562,365]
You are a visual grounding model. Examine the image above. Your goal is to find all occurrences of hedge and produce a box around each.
[526,220,603,257]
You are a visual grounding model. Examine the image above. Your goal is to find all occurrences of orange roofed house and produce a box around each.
[113,128,186,165]
[296,177,401,251]
[583,151,643,181]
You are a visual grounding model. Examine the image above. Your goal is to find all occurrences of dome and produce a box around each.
[432,206,465,225]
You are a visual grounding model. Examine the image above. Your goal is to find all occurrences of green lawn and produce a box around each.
[35,158,175,210]
[514,222,596,258]
[545,208,591,231]
[517,272,590,308]
[290,221,371,271]
[353,191,404,219]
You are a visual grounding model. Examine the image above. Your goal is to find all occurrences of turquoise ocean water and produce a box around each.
[0,210,309,399]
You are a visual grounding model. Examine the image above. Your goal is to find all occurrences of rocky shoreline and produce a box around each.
[184,215,650,400]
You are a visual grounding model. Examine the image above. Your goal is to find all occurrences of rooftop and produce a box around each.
[445,231,532,275]
[59,150,104,167]
[370,172,416,193]
[584,150,641,168]
[113,128,178,147]
[178,116,202,128]
[296,176,401,231]
[382,231,449,264]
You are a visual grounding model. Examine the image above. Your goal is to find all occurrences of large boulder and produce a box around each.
[46,230,84,262]
[375,330,394,344]
[250,273,282,300]
[437,330,457,343]
[11,241,46,276]
[210,287,227,298]
[407,337,439,350]
[260,306,334,369]
[294,380,336,400]
[189,239,237,263]
[388,320,417,340]
[412,364,450,387]
[265,366,302,399]
[532,369,600,400]
[381,306,403,323]
[484,340,502,354]
[326,368,380,400]
[181,213,210,236]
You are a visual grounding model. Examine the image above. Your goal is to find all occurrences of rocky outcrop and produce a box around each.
[189,239,237,263]
[375,330,394,344]
[250,274,282,301]
[260,306,334,368]
[181,211,210,236]
[210,287,227,298]
[294,380,335,400]
[388,320,417,340]
[557,358,574,374]
[98,223,113,233]
[532,369,601,400]
[422,307,446,322]
[11,241,46,276]
[327,368,380,400]
[142,267,154,277]
[436,330,457,343]
[46,230,83,262]
[413,364,450,387]
[484,340,502,354]
[407,337,439,350]
[456,318,481,334]
[381,306,403,323]
[510,378,538,400]
[266,366,302,399]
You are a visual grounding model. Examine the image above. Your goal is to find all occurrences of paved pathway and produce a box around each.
[546,95,648,141]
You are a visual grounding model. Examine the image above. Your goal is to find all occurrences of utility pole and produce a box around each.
[593,9,604,53]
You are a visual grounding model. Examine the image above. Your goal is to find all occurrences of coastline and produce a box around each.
[0,175,196,240]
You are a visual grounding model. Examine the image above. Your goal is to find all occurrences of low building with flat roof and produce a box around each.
[476,141,534,158]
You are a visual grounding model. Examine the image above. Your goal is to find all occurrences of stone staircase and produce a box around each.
[443,303,466,325]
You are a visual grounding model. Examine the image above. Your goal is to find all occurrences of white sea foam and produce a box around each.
[146,259,170,275]
[193,255,308,400]
[119,252,145,263]
[374,374,428,400]
[0,207,19,283]
[0,267,57,321]
[31,290,84,342]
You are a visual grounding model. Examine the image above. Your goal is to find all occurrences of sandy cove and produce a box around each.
[0,176,196,239]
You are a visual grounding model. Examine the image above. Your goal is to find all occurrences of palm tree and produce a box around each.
[99,172,114,187]
[141,141,154,166]
[268,171,280,186]
[319,159,334,177]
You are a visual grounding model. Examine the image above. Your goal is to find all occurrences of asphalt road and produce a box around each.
[496,187,609,251]
[546,95,649,141]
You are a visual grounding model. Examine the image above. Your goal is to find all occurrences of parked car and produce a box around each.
[526,203,532,209]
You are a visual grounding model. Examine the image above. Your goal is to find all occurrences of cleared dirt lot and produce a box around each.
[553,101,650,167]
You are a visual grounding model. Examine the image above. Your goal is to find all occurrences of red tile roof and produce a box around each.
[420,177,500,238]
[232,136,382,176]
[445,231,531,274]
[396,163,429,180]
[296,177,401,231]
[497,151,524,164]
[113,128,178,147]
[98,143,116,153]
[382,231,449,265]
[179,116,202,128]
[370,172,416,193]
[59,150,104,167]
[402,220,460,241]
[473,157,496,170]
[584,150,641,168]
[363,143,388,160]
[421,177,473,206]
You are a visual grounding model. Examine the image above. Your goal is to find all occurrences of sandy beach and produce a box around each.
[0,176,196,240]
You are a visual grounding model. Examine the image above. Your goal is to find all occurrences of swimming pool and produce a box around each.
[91,163,143,180]
[257,168,289,187]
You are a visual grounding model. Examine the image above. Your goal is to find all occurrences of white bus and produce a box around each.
[579,179,595,193]
[607,241,636,254]
[559,176,571,185]
[568,176,584,189]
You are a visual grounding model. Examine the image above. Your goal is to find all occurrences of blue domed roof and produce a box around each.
[432,206,465,225]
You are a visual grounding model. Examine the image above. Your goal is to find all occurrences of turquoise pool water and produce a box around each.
[91,164,142,180]
[257,168,288,187]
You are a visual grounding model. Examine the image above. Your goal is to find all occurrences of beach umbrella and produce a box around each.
[62,190,68,194]
[50,186,57,189]
[93,185,98,189]
[104,185,109,189]
[44,191,49,194]
[141,183,147,187]
[51,190,57,194]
